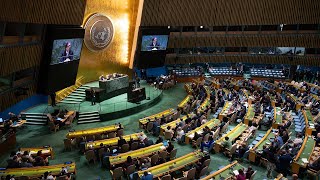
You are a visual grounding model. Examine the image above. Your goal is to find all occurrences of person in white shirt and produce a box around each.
[175,127,185,143]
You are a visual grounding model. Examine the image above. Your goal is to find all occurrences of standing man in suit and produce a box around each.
[90,88,96,106]
[60,42,74,63]
[50,93,56,107]
[147,37,161,51]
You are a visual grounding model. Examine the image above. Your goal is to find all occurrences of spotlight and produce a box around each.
[168,26,170,29]
[200,26,203,29]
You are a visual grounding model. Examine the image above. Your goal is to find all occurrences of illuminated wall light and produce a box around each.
[114,13,130,65]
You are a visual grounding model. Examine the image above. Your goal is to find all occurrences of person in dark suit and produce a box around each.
[50,93,56,107]
[147,37,161,51]
[60,42,74,63]
[90,88,96,105]
[118,136,127,147]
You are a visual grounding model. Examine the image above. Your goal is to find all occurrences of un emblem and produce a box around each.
[84,13,114,52]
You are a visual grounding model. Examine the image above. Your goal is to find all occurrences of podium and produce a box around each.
[85,87,107,103]
[127,87,146,103]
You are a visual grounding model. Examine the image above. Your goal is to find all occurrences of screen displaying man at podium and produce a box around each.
[141,35,168,51]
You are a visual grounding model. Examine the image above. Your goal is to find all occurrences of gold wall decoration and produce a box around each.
[84,13,115,52]
[78,0,141,83]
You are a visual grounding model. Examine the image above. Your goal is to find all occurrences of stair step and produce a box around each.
[61,98,82,102]
[79,111,99,114]
[78,117,100,121]
[21,113,47,116]
[25,121,46,125]
[58,101,79,104]
[79,113,100,118]
[21,115,47,118]
[77,119,101,124]
[26,118,47,122]
[67,95,85,99]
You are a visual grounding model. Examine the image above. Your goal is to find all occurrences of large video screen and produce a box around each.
[141,35,168,51]
[50,38,83,65]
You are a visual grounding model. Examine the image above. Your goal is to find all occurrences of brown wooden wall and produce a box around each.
[0,0,86,25]
[141,0,320,26]
[165,55,320,67]
[168,34,320,48]
[0,44,43,76]
[0,83,37,112]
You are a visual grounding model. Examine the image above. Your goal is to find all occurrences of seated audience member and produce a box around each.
[200,136,215,152]
[245,166,254,179]
[308,156,320,171]
[175,127,185,143]
[7,156,20,168]
[166,141,174,153]
[293,133,303,145]
[281,131,289,143]
[8,112,19,122]
[221,137,232,149]
[165,126,174,137]
[236,169,246,180]
[152,120,160,136]
[123,156,134,171]
[276,150,292,177]
[34,150,48,166]
[155,136,163,144]
[138,132,147,142]
[141,171,153,180]
[140,157,151,170]
[20,158,33,167]
[314,132,320,145]
[45,172,55,180]
[118,136,127,147]
[22,151,34,163]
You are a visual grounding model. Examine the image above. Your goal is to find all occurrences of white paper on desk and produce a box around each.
[188,134,194,138]
[42,150,50,154]
[302,158,308,163]
[233,170,239,175]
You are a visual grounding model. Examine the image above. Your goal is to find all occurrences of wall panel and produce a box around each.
[0,83,37,112]
[141,0,320,26]
[0,44,43,76]
[166,55,320,67]
[168,34,320,48]
[0,0,86,25]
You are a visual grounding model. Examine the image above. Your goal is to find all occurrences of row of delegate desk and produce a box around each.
[139,108,176,128]
[0,146,75,178]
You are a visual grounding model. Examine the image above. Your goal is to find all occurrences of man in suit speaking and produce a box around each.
[60,42,74,63]
[147,37,161,51]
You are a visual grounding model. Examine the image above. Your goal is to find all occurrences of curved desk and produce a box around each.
[139,108,176,128]
[108,143,167,166]
[138,151,203,178]
[0,162,76,178]
[66,124,121,139]
[292,135,315,174]
[85,132,143,150]
[215,123,248,153]
[248,128,275,163]
[19,146,54,159]
[178,95,192,109]
[200,161,244,180]
[185,119,220,144]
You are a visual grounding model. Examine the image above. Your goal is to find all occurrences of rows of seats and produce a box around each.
[250,68,285,78]
[208,67,239,76]
[292,111,306,133]
[172,69,201,77]
[260,81,276,91]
